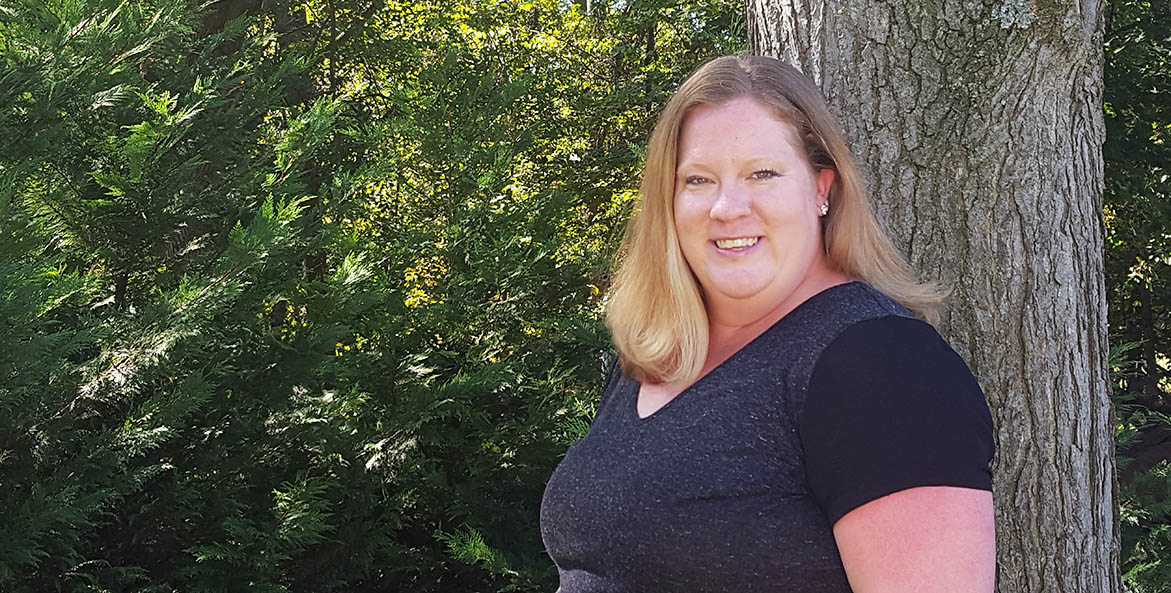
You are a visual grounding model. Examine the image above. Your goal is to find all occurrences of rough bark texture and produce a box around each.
[748,1,1119,591]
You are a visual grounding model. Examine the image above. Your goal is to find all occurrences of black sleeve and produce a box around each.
[800,315,994,526]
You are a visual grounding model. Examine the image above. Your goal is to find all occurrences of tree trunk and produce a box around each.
[748,1,1119,592]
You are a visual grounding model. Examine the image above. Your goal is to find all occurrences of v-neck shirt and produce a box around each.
[539,281,994,592]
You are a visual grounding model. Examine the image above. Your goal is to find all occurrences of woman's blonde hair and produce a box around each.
[606,54,947,385]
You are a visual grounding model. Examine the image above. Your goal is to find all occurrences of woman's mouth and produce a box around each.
[714,236,761,252]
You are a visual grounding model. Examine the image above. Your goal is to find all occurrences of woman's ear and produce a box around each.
[816,168,836,202]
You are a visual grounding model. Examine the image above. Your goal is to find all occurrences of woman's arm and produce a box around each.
[833,485,995,593]
[801,315,998,591]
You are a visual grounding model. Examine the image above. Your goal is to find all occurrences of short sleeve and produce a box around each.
[800,315,994,526]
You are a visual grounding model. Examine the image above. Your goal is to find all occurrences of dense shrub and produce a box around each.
[0,0,742,590]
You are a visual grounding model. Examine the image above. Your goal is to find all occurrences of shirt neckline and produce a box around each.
[627,280,863,423]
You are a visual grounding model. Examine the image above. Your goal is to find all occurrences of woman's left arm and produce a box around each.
[801,316,998,592]
[833,485,995,593]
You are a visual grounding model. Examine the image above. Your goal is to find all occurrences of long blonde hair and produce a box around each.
[606,54,947,385]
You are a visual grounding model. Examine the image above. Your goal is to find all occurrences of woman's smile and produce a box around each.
[713,236,761,252]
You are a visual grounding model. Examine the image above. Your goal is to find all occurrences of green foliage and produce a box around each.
[0,0,743,591]
[1105,1,1171,590]
[1116,377,1171,593]
[1105,0,1171,382]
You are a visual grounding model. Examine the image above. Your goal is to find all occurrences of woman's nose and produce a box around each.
[709,184,751,220]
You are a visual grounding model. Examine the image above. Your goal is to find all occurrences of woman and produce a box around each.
[540,55,995,592]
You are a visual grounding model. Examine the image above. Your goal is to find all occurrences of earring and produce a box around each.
[819,202,829,217]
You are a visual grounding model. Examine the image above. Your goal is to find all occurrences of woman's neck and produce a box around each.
[704,270,854,358]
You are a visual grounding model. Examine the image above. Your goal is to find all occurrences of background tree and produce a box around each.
[748,0,1118,592]
[1103,1,1171,590]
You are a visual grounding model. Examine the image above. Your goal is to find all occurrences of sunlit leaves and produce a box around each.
[0,0,744,591]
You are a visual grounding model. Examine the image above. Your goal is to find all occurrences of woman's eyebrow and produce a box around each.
[676,156,782,171]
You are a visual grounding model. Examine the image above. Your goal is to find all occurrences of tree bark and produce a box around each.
[748,1,1119,592]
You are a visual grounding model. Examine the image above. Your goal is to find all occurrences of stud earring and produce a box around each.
[819,202,829,217]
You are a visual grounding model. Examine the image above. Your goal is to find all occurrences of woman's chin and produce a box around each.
[705,283,771,303]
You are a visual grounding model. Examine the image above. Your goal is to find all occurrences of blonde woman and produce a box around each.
[540,55,995,592]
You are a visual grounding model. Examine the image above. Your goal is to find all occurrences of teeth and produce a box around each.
[715,237,759,249]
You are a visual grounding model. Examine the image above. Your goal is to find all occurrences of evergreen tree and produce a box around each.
[1,0,743,591]
[1104,1,1171,590]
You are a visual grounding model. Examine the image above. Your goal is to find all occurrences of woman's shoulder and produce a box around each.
[830,280,914,318]
[785,281,914,336]
[755,281,915,367]
[595,352,635,419]
[812,313,961,379]
[805,313,982,407]
[799,314,995,525]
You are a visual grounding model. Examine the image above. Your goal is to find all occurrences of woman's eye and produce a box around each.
[752,169,780,180]
[684,176,710,185]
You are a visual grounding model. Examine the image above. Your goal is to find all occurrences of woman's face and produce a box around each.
[673,96,835,323]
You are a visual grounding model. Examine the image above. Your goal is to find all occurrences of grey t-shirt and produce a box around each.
[539,281,994,592]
